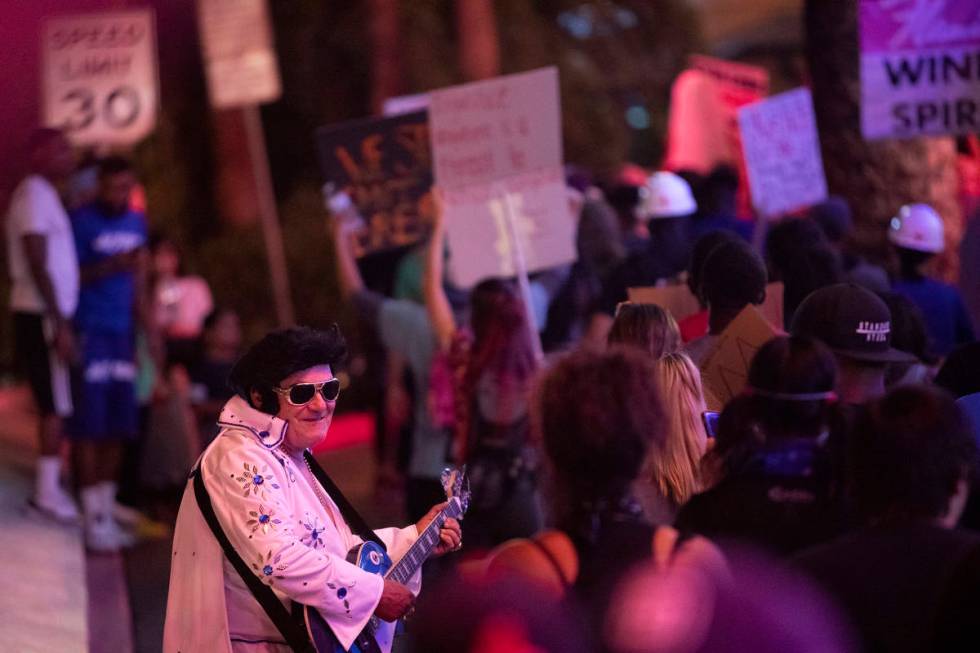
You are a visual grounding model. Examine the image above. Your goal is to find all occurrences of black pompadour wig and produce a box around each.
[228,325,347,414]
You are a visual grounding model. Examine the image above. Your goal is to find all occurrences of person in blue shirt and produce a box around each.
[888,203,975,357]
[69,156,151,552]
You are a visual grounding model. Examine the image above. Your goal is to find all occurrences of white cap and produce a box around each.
[638,171,697,219]
[888,203,944,254]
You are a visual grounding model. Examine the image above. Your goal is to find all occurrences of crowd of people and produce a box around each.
[8,124,980,653]
[6,128,238,552]
[320,160,980,652]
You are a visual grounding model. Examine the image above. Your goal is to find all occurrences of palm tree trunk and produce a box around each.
[455,0,500,81]
[368,0,403,113]
[804,0,961,280]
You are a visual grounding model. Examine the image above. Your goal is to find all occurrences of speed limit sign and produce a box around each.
[42,9,159,146]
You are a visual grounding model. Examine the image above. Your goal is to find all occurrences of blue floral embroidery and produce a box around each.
[273,454,297,484]
[246,504,282,535]
[327,580,356,617]
[300,515,325,549]
[251,550,288,585]
[234,462,281,499]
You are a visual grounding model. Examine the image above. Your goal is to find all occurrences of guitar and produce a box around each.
[300,467,470,653]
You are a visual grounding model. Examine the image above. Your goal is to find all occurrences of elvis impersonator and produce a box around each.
[164,326,462,652]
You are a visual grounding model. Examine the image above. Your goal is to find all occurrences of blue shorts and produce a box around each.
[67,331,138,441]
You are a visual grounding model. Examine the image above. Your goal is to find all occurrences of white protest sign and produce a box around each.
[42,9,158,146]
[860,0,980,140]
[198,0,281,108]
[738,88,828,219]
[429,67,575,288]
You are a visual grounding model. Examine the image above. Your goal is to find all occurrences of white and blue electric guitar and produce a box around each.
[300,467,470,653]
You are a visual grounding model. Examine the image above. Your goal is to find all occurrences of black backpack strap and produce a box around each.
[303,451,386,551]
[192,466,315,653]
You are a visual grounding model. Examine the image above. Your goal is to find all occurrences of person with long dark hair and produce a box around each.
[423,190,542,549]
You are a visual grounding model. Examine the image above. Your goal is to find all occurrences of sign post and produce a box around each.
[501,188,544,363]
[42,9,159,147]
[198,0,293,326]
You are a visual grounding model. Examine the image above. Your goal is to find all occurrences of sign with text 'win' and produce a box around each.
[859,0,980,140]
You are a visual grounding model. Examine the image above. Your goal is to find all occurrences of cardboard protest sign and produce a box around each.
[759,282,785,331]
[628,284,703,323]
[628,281,785,330]
[699,305,781,408]
[664,55,768,217]
[316,111,432,257]
[429,67,575,287]
[42,9,158,146]
[738,88,828,219]
[859,0,980,140]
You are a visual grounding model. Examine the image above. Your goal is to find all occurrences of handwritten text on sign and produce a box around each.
[429,67,574,287]
[860,0,980,140]
[316,111,432,257]
[42,9,158,146]
[430,68,563,188]
[738,88,828,219]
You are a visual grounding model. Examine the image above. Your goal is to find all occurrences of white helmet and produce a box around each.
[638,171,697,219]
[888,203,944,253]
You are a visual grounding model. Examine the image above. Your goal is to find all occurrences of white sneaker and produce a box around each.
[86,518,121,554]
[112,501,145,527]
[112,521,138,549]
[29,489,81,525]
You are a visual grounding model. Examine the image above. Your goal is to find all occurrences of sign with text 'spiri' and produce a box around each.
[860,0,980,140]
[316,111,432,257]
[429,67,575,288]
[42,9,158,146]
[738,88,828,219]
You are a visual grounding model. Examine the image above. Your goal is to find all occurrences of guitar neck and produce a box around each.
[386,500,463,585]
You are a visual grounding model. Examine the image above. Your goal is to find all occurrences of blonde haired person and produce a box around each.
[607,302,681,358]
[484,348,726,634]
[638,352,709,523]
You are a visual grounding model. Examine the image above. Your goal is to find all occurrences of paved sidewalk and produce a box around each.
[0,439,87,652]
[0,384,134,653]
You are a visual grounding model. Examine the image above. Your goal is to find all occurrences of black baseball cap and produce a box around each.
[790,283,917,364]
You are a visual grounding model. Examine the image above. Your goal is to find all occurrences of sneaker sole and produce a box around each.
[25,499,81,527]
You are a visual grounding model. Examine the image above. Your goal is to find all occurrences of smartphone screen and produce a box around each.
[702,411,720,438]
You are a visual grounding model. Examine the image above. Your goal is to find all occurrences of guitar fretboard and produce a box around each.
[386,499,463,585]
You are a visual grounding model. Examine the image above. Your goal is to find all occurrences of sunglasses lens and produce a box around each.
[288,384,317,405]
[320,379,341,401]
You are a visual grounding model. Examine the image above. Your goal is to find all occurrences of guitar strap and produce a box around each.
[192,466,316,653]
[303,451,386,552]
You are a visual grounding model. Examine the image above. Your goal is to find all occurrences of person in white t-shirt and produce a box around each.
[6,128,80,523]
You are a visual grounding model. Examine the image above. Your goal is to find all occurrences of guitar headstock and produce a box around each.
[440,466,470,516]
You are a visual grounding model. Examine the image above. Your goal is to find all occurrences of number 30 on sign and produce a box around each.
[42,9,159,147]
